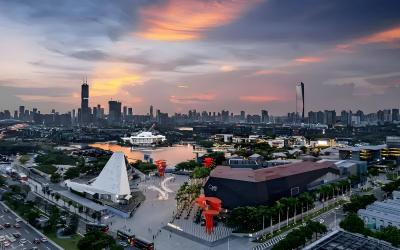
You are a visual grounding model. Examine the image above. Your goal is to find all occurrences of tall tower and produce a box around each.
[81,77,89,124]
[296,82,305,123]
[150,105,154,119]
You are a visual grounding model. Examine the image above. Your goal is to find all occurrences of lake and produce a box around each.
[89,142,196,167]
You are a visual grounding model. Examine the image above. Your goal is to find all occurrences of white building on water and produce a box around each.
[65,151,131,203]
[358,190,400,229]
[123,131,166,146]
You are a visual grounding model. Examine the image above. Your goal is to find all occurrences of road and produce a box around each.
[0,203,60,250]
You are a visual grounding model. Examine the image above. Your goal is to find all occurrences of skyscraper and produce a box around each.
[261,110,269,123]
[150,105,154,119]
[80,78,90,124]
[296,82,305,122]
[108,100,122,124]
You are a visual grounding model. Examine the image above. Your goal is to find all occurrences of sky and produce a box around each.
[0,0,400,115]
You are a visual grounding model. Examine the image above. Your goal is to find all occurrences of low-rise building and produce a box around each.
[358,191,400,229]
[204,161,340,209]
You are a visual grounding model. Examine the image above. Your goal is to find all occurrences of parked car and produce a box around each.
[14,223,21,228]
[12,232,21,238]
[0,225,4,230]
[15,218,22,223]
[3,223,11,228]
[33,238,41,244]
[40,237,48,243]
[20,238,27,244]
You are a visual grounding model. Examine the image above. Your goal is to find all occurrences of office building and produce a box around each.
[296,82,305,121]
[108,100,122,124]
[80,78,90,124]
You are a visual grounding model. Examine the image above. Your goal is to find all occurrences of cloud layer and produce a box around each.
[0,0,400,115]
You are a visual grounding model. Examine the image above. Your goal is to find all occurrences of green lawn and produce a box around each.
[47,233,81,250]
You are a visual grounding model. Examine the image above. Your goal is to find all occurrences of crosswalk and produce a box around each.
[252,234,286,250]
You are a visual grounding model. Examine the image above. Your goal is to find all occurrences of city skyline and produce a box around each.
[1,0,400,114]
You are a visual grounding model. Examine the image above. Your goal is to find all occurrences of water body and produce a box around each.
[89,142,196,167]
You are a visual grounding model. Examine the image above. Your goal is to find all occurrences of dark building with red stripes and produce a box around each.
[204,161,340,209]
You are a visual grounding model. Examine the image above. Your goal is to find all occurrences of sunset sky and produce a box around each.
[0,0,400,115]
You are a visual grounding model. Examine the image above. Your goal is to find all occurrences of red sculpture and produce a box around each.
[155,160,167,177]
[203,157,214,168]
[195,195,222,234]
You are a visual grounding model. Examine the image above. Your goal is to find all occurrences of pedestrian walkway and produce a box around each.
[167,217,233,243]
[252,234,286,250]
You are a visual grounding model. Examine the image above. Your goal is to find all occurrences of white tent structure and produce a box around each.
[65,151,131,203]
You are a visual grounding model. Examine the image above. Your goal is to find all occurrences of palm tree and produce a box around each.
[292,197,298,224]
[279,197,290,227]
[268,207,275,235]
[275,200,284,231]
[299,192,313,219]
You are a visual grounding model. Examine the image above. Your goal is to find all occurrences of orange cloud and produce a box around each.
[90,67,142,97]
[357,26,400,45]
[294,56,323,63]
[170,93,216,104]
[253,69,289,75]
[336,26,400,51]
[239,95,280,102]
[137,0,260,41]
[220,65,237,72]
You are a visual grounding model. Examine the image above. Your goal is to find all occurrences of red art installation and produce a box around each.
[203,157,214,168]
[155,160,167,177]
[195,194,222,234]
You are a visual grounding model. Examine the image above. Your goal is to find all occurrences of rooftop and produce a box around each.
[210,161,338,182]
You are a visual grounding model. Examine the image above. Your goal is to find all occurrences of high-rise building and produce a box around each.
[80,78,90,124]
[19,106,25,120]
[128,108,133,116]
[108,100,122,124]
[123,106,127,119]
[392,109,399,121]
[150,105,154,119]
[324,110,336,127]
[261,110,269,123]
[296,82,305,121]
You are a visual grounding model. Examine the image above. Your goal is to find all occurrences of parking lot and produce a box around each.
[0,203,60,250]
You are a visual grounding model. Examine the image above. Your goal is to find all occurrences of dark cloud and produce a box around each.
[208,0,400,45]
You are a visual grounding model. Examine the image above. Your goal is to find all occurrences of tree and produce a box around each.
[0,175,6,186]
[64,167,81,180]
[191,166,211,179]
[78,230,122,250]
[54,193,61,204]
[50,173,61,183]
[275,200,284,230]
[339,213,369,235]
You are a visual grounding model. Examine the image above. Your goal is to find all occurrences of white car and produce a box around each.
[319,219,324,224]
[0,235,5,241]
[15,218,22,223]
[20,238,27,244]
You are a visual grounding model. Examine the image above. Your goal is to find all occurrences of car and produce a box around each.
[20,238,27,244]
[0,225,4,230]
[3,240,11,247]
[119,241,129,247]
[0,235,6,241]
[15,218,22,223]
[319,219,324,224]
[33,238,41,244]
[3,223,11,228]
[40,237,48,243]
[3,209,8,213]
[31,247,39,250]
[12,232,21,238]
[14,223,21,228]
[6,235,16,243]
